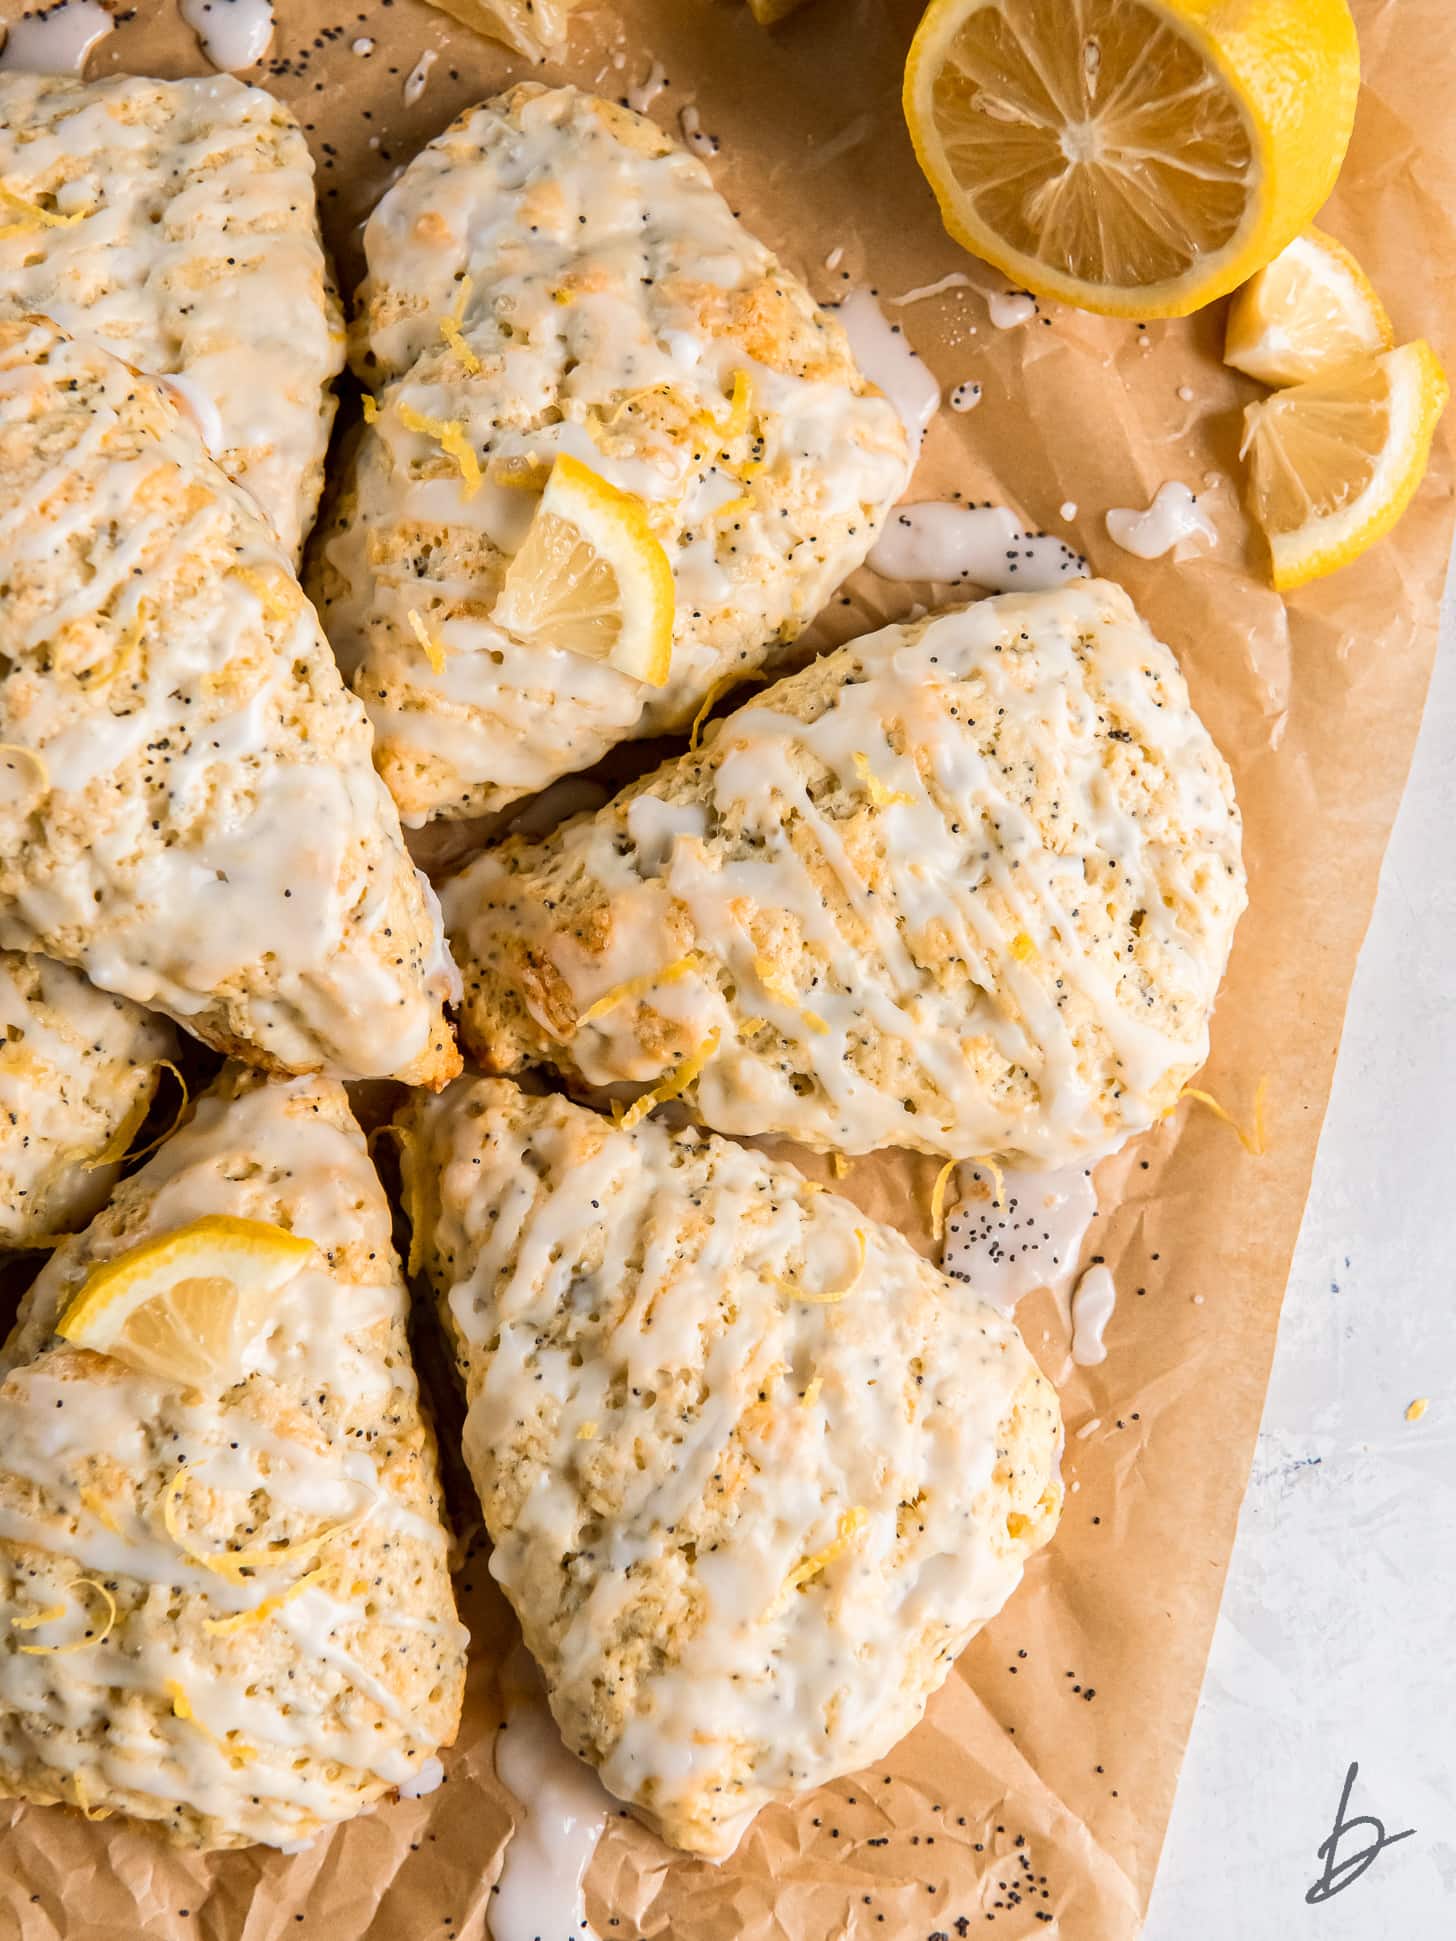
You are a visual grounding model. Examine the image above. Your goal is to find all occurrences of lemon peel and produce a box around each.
[614,1030,721,1132]
[0,744,49,798]
[83,1059,188,1173]
[851,751,915,808]
[202,1560,336,1637]
[406,608,447,674]
[398,400,482,499]
[9,1603,66,1632]
[771,1507,870,1615]
[774,1227,866,1305]
[930,1158,959,1241]
[1175,1077,1268,1156]
[577,954,701,1025]
[439,314,482,375]
[160,1464,359,1587]
[829,1152,848,1180]
[361,392,379,424]
[0,183,89,236]
[165,1680,255,1767]
[15,1578,116,1656]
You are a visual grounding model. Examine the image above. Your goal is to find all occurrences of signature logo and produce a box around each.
[1305,1761,1415,1904]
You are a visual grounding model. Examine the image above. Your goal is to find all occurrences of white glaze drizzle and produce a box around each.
[1105,482,1217,561]
[941,1162,1098,1313]
[1069,1262,1117,1365]
[403,47,437,107]
[988,291,1037,329]
[492,1653,610,1941]
[835,289,940,459]
[179,0,276,72]
[868,501,1087,591]
[0,1,112,74]
[948,380,982,413]
[625,58,667,114]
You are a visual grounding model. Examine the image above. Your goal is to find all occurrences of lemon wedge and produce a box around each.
[494,452,674,685]
[748,0,811,21]
[421,0,578,61]
[1225,228,1393,386]
[1241,342,1449,591]
[56,1216,315,1390]
[903,0,1359,319]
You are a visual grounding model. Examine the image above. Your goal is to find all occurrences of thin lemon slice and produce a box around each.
[1225,228,1393,386]
[420,0,578,61]
[1241,342,1449,592]
[904,0,1359,320]
[494,452,674,686]
[56,1216,315,1390]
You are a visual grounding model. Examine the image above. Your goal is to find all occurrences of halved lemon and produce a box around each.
[494,452,674,685]
[1226,228,1393,386]
[56,1216,315,1390]
[1241,341,1449,591]
[421,0,578,61]
[903,0,1359,320]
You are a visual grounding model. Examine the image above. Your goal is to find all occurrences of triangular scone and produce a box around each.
[444,580,1247,1166]
[0,1068,467,1848]
[0,950,174,1250]
[0,72,344,560]
[312,83,910,825]
[0,318,459,1088]
[399,1078,1061,1859]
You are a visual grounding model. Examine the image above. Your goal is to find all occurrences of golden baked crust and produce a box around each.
[0,1068,467,1848]
[444,580,1247,1164]
[0,71,343,560]
[312,83,910,824]
[0,318,458,1088]
[0,950,174,1249]
[400,1077,1061,1857]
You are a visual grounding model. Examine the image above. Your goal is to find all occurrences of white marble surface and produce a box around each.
[1147,539,1456,1936]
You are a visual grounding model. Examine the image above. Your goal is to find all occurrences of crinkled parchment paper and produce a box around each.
[1,1,1453,1935]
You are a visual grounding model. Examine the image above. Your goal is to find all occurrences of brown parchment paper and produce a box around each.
[2,1,1454,1936]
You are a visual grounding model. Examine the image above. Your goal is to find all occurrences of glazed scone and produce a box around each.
[312,82,910,824]
[0,72,343,560]
[399,1077,1062,1858]
[445,580,1247,1165]
[0,951,174,1250]
[0,1068,467,1848]
[0,318,458,1088]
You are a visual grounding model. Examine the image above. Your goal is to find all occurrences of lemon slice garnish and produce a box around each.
[420,0,579,62]
[903,0,1359,320]
[1241,342,1449,591]
[1225,228,1393,387]
[56,1215,315,1391]
[493,452,674,686]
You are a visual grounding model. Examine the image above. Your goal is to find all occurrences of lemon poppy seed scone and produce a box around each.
[0,318,458,1088]
[445,580,1246,1165]
[399,1078,1061,1857]
[0,71,344,559]
[0,951,175,1251]
[0,1067,467,1848]
[312,82,910,825]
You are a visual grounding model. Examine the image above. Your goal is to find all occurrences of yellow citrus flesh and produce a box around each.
[420,0,578,62]
[748,0,811,22]
[56,1215,315,1391]
[1241,342,1449,591]
[1225,227,1393,386]
[494,451,675,686]
[903,0,1359,319]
